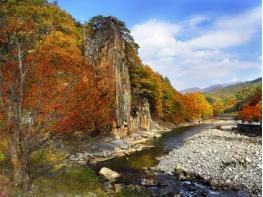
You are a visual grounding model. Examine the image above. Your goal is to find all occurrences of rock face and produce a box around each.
[84,16,157,137]
[130,96,152,132]
[85,17,131,133]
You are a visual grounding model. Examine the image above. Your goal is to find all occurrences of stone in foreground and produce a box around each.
[99,167,121,182]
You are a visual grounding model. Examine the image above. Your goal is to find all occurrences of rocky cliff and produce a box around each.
[84,16,157,138]
[130,96,152,131]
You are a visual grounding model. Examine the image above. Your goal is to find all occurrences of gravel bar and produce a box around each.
[156,129,262,196]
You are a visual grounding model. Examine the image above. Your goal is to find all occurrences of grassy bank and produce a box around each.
[0,136,149,197]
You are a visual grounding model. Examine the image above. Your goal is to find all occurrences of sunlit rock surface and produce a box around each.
[84,16,159,138]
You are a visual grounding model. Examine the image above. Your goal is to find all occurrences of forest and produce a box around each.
[205,78,262,121]
[0,0,261,196]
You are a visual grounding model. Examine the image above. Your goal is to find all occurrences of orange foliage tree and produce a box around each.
[0,1,113,190]
[0,22,83,189]
[184,92,213,121]
[239,93,262,122]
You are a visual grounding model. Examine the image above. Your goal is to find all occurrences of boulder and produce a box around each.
[130,133,142,140]
[90,143,115,157]
[111,139,129,150]
[99,167,121,182]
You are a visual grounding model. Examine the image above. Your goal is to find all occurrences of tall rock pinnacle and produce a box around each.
[84,16,132,131]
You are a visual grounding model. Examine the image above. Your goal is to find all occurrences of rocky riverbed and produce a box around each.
[65,120,232,165]
[65,128,170,165]
[156,128,262,196]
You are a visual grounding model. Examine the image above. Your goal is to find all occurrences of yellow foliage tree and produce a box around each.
[184,92,213,121]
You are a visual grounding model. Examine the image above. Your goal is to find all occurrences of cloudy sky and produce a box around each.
[53,0,262,90]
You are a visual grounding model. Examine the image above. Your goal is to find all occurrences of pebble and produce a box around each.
[156,128,262,196]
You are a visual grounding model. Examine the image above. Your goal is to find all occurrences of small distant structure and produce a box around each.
[237,122,262,136]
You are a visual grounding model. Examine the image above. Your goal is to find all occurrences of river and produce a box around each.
[91,124,244,196]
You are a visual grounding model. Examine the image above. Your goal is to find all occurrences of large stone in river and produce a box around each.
[99,167,121,182]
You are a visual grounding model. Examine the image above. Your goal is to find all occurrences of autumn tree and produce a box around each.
[128,61,188,123]
[0,1,112,190]
[125,38,189,123]
[184,92,213,121]
[205,79,261,116]
[212,97,237,116]
[239,93,262,122]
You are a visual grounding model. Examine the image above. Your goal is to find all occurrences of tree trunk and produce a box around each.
[10,134,31,191]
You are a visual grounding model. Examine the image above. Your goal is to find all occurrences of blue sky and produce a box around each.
[52,0,262,90]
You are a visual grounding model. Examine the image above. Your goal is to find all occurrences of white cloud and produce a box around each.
[186,6,261,49]
[131,19,181,59]
[131,6,262,90]
[188,16,210,29]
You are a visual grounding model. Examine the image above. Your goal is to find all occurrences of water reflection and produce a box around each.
[94,124,209,173]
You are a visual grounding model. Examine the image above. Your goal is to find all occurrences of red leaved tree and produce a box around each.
[239,93,262,122]
[0,4,113,190]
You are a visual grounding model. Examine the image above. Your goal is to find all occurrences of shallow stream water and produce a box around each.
[91,124,251,197]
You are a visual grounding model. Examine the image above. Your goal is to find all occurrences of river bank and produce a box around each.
[65,119,235,165]
[156,128,262,196]
[43,120,256,197]
[2,121,252,196]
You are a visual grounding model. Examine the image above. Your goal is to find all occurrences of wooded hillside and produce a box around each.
[205,78,262,117]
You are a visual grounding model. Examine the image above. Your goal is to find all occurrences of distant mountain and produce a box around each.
[205,77,262,116]
[181,87,202,94]
[202,84,223,92]
[205,77,262,99]
[180,81,241,94]
[250,77,262,83]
